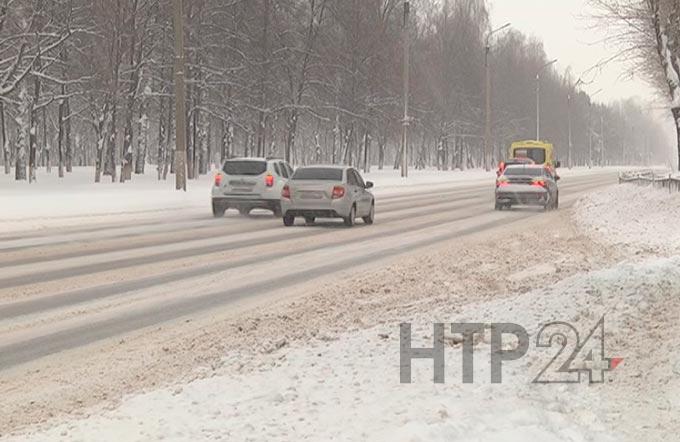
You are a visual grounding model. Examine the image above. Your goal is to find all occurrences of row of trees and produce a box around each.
[592,0,680,170]
[0,0,671,184]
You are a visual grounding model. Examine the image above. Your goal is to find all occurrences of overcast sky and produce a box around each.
[488,0,676,161]
[488,0,657,105]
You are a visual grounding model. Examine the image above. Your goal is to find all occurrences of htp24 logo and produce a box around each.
[400,317,624,384]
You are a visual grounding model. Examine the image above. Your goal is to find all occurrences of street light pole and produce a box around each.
[535,59,557,141]
[401,1,410,178]
[600,113,605,166]
[483,23,510,171]
[172,0,187,191]
[588,88,602,169]
[567,78,584,169]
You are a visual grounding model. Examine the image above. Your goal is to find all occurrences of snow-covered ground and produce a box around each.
[575,183,680,254]
[5,252,678,442]
[3,176,679,441]
[0,165,620,233]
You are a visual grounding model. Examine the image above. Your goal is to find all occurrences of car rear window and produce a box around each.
[503,167,544,177]
[514,148,546,164]
[223,160,267,176]
[292,168,343,181]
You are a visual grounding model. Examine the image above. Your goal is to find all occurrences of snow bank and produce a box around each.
[9,254,680,442]
[574,183,680,253]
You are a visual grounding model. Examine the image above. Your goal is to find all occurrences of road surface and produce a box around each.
[0,171,617,371]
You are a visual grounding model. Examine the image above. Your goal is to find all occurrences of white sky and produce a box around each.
[489,0,676,164]
[488,0,656,104]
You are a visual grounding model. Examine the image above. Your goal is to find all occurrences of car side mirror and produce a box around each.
[555,175,561,181]
[365,181,374,189]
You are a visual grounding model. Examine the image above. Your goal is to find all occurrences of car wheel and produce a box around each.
[362,203,375,225]
[344,205,356,227]
[283,214,295,226]
[239,207,251,216]
[212,202,226,218]
[553,193,559,210]
[494,202,503,211]
[304,216,316,225]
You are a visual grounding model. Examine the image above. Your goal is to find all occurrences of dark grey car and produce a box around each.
[495,165,559,211]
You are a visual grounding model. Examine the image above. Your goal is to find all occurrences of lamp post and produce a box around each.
[588,88,603,169]
[401,1,410,178]
[172,0,187,191]
[535,59,557,141]
[567,78,584,169]
[484,22,510,171]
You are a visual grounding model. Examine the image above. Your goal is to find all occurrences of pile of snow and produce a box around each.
[574,183,680,253]
[8,254,680,442]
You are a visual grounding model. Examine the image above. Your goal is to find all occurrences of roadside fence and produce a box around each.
[618,169,680,193]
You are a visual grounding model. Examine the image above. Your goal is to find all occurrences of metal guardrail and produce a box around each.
[618,169,680,193]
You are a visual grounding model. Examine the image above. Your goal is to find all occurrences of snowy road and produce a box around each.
[0,171,617,372]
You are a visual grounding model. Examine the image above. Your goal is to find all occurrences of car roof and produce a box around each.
[226,157,268,162]
[505,164,543,169]
[296,165,348,170]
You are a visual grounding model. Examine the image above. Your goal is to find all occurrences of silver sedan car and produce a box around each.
[280,166,375,227]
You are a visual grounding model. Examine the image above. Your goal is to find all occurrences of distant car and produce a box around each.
[280,166,375,227]
[212,157,294,217]
[496,157,536,176]
[495,164,559,211]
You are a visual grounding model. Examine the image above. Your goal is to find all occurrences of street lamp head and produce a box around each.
[536,58,558,79]
[486,23,511,45]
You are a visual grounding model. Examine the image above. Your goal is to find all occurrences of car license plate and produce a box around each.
[300,191,323,199]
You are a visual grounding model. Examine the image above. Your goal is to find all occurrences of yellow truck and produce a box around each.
[509,140,560,169]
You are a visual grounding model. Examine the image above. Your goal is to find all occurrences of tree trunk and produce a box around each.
[15,85,30,181]
[157,94,166,180]
[105,105,117,182]
[363,129,370,173]
[1,101,8,175]
[41,107,49,174]
[285,110,297,163]
[135,101,149,175]
[163,94,173,179]
[673,108,680,170]
[58,91,65,178]
[95,107,109,183]
[64,50,72,173]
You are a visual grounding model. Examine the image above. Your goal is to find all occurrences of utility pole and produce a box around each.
[535,59,557,141]
[567,78,584,169]
[484,23,510,171]
[600,113,605,166]
[401,1,410,178]
[567,92,572,168]
[588,89,602,169]
[173,0,187,191]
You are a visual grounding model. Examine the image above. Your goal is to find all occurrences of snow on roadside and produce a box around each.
[574,183,680,254]
[7,253,680,442]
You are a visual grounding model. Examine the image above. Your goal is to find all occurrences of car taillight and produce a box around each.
[214,174,223,187]
[532,179,546,188]
[281,185,291,199]
[496,179,509,188]
[265,174,274,187]
[332,186,346,199]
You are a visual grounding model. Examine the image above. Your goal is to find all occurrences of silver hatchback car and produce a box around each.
[280,166,375,227]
